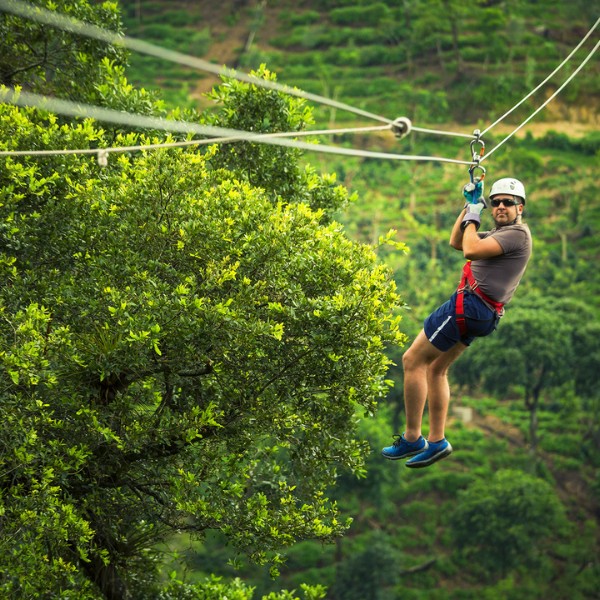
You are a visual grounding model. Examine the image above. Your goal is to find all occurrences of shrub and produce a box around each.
[188,28,212,56]
[330,3,391,27]
[282,10,321,26]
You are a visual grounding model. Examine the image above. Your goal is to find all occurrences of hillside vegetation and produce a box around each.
[119,0,599,125]
[2,0,599,598]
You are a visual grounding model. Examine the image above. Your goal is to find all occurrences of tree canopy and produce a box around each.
[0,0,126,101]
[0,4,404,598]
[450,469,569,579]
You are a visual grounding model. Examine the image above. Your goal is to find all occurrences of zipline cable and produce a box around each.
[410,126,474,140]
[0,122,392,157]
[481,16,600,136]
[0,88,475,166]
[0,0,500,144]
[482,38,600,162]
[10,0,590,149]
[0,0,392,125]
[1,1,596,162]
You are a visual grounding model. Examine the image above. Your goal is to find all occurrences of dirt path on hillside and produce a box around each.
[191,0,282,103]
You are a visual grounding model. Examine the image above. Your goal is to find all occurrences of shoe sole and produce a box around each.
[405,446,453,468]
[381,446,427,461]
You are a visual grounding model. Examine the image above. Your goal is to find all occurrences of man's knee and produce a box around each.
[429,343,466,377]
[428,360,450,379]
[403,331,445,372]
[402,349,415,372]
[403,342,430,372]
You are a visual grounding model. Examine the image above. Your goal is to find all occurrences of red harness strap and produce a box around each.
[456,261,504,336]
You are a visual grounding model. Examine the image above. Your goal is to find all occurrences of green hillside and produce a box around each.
[113,0,600,600]
[1,0,599,597]
[118,0,599,125]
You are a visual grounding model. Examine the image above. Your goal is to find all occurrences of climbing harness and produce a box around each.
[455,261,504,337]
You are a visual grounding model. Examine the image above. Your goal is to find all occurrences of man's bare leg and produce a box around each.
[401,330,444,441]
[426,342,468,441]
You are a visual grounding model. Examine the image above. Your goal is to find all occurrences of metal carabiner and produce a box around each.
[470,129,485,164]
[468,129,486,183]
[469,163,486,183]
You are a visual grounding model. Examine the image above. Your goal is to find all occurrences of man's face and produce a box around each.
[491,196,522,227]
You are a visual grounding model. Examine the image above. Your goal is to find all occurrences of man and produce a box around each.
[382,177,532,468]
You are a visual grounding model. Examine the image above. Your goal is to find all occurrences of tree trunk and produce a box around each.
[443,0,463,75]
[560,231,568,263]
[81,551,129,600]
[525,366,545,458]
[529,392,539,456]
[399,558,437,576]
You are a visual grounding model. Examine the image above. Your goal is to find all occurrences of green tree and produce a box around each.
[449,469,569,581]
[454,296,579,454]
[328,533,399,600]
[0,12,404,600]
[0,100,402,598]
[0,0,127,101]
[205,65,350,216]
[157,575,326,600]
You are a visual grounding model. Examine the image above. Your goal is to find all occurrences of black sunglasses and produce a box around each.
[491,198,520,208]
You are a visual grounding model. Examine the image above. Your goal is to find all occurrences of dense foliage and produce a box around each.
[0,3,404,598]
[1,0,599,599]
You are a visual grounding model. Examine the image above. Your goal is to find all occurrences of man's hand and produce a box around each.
[461,200,487,231]
[463,178,484,205]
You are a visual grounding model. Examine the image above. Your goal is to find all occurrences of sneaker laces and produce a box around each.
[391,434,405,447]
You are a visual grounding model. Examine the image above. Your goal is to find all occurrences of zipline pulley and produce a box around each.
[391,116,412,139]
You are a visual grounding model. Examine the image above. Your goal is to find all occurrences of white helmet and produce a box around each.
[489,178,526,204]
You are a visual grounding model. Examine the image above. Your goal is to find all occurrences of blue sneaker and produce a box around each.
[382,434,428,460]
[405,438,453,468]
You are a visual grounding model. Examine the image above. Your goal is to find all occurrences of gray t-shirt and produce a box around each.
[470,223,532,305]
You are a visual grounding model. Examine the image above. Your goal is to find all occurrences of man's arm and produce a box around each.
[449,211,503,260]
[449,208,467,250]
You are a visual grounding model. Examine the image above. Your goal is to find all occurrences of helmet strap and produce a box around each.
[510,200,524,225]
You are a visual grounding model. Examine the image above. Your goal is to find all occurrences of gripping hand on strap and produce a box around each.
[462,177,484,206]
[461,173,487,230]
[461,196,487,231]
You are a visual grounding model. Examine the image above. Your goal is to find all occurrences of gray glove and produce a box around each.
[461,200,486,231]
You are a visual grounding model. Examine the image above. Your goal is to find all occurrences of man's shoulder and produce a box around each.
[489,224,531,238]
[481,224,530,256]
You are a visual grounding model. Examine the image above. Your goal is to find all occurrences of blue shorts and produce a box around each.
[424,292,499,351]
